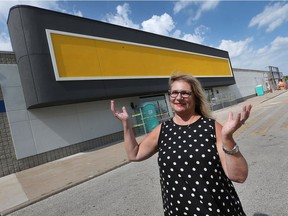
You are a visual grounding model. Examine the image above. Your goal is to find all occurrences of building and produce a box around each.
[0,5,283,177]
[210,68,282,110]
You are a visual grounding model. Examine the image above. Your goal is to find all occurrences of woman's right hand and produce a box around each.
[110,100,129,123]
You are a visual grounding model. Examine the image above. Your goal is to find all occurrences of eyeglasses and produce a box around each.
[168,90,193,98]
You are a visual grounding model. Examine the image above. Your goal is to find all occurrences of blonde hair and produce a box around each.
[169,73,213,119]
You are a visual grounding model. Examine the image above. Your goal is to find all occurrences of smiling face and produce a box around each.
[169,80,196,116]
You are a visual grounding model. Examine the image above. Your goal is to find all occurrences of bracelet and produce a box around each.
[222,142,239,155]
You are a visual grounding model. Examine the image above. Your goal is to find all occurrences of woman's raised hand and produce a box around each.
[111,100,129,122]
[222,104,252,138]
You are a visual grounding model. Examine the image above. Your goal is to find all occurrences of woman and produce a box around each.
[111,74,252,215]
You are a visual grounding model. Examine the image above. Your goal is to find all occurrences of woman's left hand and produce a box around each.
[222,104,252,138]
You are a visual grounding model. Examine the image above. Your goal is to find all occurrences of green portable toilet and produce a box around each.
[256,85,264,96]
[142,103,159,133]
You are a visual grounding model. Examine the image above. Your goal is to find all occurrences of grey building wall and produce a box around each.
[0,51,16,64]
[210,68,272,110]
[232,68,268,98]
[0,62,131,177]
[0,102,124,177]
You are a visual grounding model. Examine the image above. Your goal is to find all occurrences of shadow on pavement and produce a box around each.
[253,213,269,216]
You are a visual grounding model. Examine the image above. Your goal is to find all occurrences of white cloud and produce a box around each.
[104,3,139,29]
[174,0,219,21]
[0,2,16,24]
[104,3,204,44]
[104,3,175,36]
[140,12,207,44]
[104,3,207,44]
[270,36,288,51]
[0,32,12,51]
[141,13,175,36]
[221,36,288,74]
[181,33,204,44]
[258,37,288,69]
[176,25,208,44]
[0,0,62,24]
[61,8,83,17]
[0,0,83,51]
[173,0,194,14]
[73,9,83,17]
[218,38,253,58]
[249,2,288,32]
[193,0,219,21]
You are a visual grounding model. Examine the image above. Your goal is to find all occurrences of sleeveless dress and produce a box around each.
[157,117,246,216]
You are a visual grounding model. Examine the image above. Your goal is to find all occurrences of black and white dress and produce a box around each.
[157,117,246,216]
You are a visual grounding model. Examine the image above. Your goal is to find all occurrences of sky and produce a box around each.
[0,0,288,75]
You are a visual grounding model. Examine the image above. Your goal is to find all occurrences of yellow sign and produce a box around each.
[46,29,233,81]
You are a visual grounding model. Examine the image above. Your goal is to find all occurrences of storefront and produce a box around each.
[0,5,240,177]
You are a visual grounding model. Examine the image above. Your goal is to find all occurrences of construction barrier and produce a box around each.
[131,110,169,134]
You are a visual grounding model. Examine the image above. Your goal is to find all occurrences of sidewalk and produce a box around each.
[0,89,286,216]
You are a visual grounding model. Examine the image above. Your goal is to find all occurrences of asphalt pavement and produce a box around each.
[0,89,287,216]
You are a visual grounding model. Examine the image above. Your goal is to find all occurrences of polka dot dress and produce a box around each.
[158,117,246,216]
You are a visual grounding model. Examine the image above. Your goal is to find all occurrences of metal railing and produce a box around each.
[209,92,237,111]
[131,111,170,135]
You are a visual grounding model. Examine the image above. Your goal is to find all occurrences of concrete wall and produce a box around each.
[232,69,267,99]
[208,68,268,110]
[0,64,143,177]
[0,64,139,159]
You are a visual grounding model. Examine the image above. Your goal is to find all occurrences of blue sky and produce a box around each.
[0,0,288,75]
